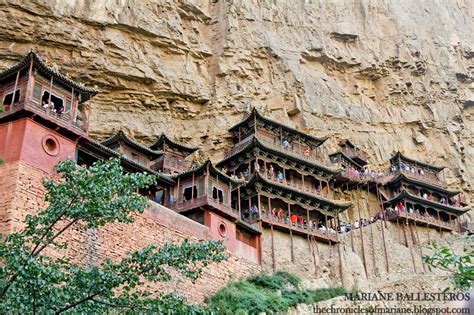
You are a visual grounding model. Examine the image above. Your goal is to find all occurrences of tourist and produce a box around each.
[282,139,290,149]
[290,214,297,225]
[254,162,260,173]
[243,169,249,178]
[285,215,289,223]
[440,197,446,204]
[304,148,310,157]
[420,169,425,176]
[268,165,274,178]
[422,192,428,199]
[251,205,259,218]
[427,194,433,201]
[277,171,284,183]
[271,207,276,217]
[297,214,303,225]
[277,208,283,219]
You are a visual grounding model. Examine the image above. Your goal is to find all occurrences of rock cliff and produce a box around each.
[0,0,472,195]
[0,0,472,302]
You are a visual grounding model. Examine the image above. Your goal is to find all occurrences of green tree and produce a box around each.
[0,158,227,313]
[424,235,473,291]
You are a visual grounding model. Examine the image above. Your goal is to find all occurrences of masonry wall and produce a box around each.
[0,160,261,304]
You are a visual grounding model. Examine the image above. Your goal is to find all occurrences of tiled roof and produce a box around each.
[0,51,98,103]
[390,151,444,172]
[101,130,163,159]
[228,108,328,148]
[149,133,198,155]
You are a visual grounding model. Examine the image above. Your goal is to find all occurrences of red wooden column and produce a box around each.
[336,211,344,286]
[25,58,34,101]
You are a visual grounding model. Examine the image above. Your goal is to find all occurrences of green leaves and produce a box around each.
[0,158,227,313]
[423,235,473,291]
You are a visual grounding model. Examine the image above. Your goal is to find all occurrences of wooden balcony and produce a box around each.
[260,213,339,244]
[385,210,457,232]
[0,98,87,137]
[169,195,240,221]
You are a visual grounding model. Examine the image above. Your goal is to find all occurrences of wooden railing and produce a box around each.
[258,137,334,167]
[398,168,447,187]
[1,98,87,135]
[385,209,457,231]
[260,212,339,243]
[260,172,330,199]
[169,195,241,221]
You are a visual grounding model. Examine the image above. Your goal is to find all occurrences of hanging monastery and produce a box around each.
[0,52,471,301]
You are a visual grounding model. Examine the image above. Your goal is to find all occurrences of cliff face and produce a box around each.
[0,0,473,180]
[1,0,472,195]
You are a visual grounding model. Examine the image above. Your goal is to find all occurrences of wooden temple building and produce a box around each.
[217,109,352,248]
[382,152,470,232]
[0,52,471,270]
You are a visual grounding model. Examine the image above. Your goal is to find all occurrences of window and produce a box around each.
[131,152,140,163]
[154,190,164,204]
[42,91,64,113]
[3,89,20,105]
[212,187,224,203]
[183,185,197,201]
[32,82,42,101]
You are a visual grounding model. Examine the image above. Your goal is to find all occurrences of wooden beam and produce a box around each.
[288,202,294,263]
[357,189,368,278]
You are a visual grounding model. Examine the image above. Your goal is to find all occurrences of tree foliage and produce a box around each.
[424,235,473,291]
[0,158,227,313]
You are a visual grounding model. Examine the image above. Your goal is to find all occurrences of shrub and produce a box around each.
[206,272,345,314]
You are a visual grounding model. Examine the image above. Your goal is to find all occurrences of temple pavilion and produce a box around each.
[382,152,469,232]
[217,109,352,246]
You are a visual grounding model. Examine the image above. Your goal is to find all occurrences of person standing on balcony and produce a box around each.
[297,214,303,226]
[277,208,283,219]
[277,171,284,183]
[304,148,310,157]
[268,165,274,179]
[290,214,297,225]
[251,205,259,218]
[282,139,290,149]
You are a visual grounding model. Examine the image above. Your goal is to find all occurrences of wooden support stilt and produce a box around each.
[336,212,344,286]
[403,222,417,273]
[288,202,294,263]
[369,219,377,277]
[413,220,426,273]
[427,227,431,244]
[357,189,368,278]
[376,185,390,274]
[350,219,355,252]
[271,224,276,273]
[312,235,321,275]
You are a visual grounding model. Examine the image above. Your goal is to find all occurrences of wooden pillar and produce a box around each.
[376,185,390,274]
[257,193,262,217]
[271,223,276,272]
[175,177,180,204]
[406,222,417,273]
[306,208,311,250]
[238,187,241,218]
[48,75,53,108]
[324,213,332,257]
[357,193,368,278]
[413,220,426,273]
[204,163,209,197]
[436,210,442,233]
[25,58,34,101]
[191,172,195,200]
[336,212,344,286]
[288,202,294,262]
[10,70,20,110]
[228,181,232,206]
